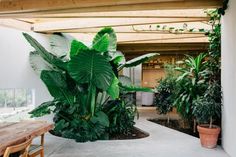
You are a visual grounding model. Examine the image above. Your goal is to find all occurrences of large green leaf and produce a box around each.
[118,75,153,93]
[120,53,159,69]
[23,33,67,70]
[29,100,56,117]
[54,119,69,132]
[120,84,154,93]
[41,70,74,105]
[49,33,74,58]
[107,76,119,99]
[112,55,125,66]
[70,40,89,57]
[92,34,110,53]
[92,27,117,52]
[90,111,110,127]
[68,50,114,90]
[29,51,53,74]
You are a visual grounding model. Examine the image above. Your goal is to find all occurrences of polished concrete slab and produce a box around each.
[38,108,229,157]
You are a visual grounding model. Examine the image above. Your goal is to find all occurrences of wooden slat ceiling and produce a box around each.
[0,0,222,14]
[0,0,222,55]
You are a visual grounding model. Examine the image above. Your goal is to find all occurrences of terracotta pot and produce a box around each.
[197,124,221,149]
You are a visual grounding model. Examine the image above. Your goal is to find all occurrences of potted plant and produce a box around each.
[192,82,221,148]
[174,53,208,132]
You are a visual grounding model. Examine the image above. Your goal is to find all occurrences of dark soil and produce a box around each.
[109,127,149,140]
[149,119,199,138]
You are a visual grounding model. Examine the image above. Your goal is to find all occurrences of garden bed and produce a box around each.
[109,127,149,140]
[148,118,199,138]
[50,127,149,141]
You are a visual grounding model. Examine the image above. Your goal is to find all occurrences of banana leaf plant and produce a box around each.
[23,27,158,142]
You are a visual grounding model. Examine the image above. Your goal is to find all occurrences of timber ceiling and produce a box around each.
[0,0,223,56]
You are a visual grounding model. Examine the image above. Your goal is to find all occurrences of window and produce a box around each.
[0,89,35,119]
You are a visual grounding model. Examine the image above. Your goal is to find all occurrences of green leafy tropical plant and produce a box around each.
[102,99,136,135]
[155,65,176,113]
[174,53,208,119]
[192,81,221,128]
[23,27,158,142]
[192,11,222,127]
[154,64,177,123]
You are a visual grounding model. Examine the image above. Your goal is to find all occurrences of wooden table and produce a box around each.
[0,121,54,155]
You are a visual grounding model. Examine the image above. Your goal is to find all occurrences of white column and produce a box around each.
[222,1,236,156]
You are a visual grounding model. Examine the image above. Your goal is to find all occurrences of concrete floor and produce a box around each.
[38,107,229,157]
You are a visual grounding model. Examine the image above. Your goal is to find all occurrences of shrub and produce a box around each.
[192,81,221,128]
[155,64,177,115]
[174,53,208,119]
[155,77,175,115]
[102,99,136,135]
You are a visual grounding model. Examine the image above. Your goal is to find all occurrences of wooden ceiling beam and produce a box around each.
[118,43,208,52]
[0,0,222,15]
[0,9,208,18]
[69,33,207,43]
[32,17,208,32]
[38,22,210,34]
[123,50,202,57]
[0,19,32,31]
[119,37,208,44]
[122,48,207,53]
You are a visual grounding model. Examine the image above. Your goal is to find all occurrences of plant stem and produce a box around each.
[209,116,213,128]
[167,113,170,125]
[193,119,196,133]
[99,92,105,106]
[102,96,110,106]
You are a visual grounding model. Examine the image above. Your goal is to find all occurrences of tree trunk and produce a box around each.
[209,117,213,128]
[167,113,170,125]
[193,119,196,133]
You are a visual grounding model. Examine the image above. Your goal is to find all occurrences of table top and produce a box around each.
[0,121,53,155]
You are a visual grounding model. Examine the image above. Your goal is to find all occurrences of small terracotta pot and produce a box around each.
[197,124,220,149]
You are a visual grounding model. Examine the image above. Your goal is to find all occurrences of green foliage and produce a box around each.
[102,100,136,135]
[49,33,74,58]
[172,10,222,126]
[68,50,114,91]
[107,77,120,99]
[119,75,153,93]
[174,53,208,119]
[193,81,221,128]
[69,40,89,57]
[192,10,222,126]
[53,110,110,142]
[23,33,68,71]
[192,81,221,127]
[120,53,159,69]
[154,64,177,115]
[155,78,175,114]
[29,100,55,117]
[29,51,52,74]
[93,27,117,53]
[218,0,229,15]
[23,27,157,142]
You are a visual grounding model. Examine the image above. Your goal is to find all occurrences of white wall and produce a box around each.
[222,1,236,156]
[0,26,52,106]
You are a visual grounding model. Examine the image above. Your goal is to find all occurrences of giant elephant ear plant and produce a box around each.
[23,27,158,142]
